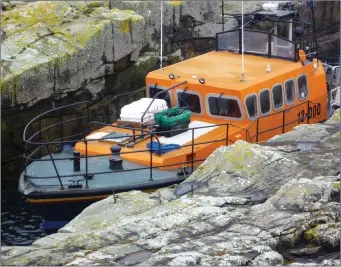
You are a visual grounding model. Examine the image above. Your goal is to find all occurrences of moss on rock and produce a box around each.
[171,1,183,7]
[1,79,8,93]
[304,227,320,243]
[332,182,340,191]
[1,2,60,36]
[120,20,130,33]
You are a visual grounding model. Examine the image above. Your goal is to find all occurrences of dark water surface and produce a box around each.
[1,182,46,246]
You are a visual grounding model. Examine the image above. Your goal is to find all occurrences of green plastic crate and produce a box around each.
[154,107,191,128]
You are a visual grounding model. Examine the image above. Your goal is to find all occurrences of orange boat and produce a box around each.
[18,7,340,230]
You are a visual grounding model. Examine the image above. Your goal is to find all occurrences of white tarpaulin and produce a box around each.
[120,98,168,123]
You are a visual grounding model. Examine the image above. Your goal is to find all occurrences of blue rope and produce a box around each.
[147,141,181,155]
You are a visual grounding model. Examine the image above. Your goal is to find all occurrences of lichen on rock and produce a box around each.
[1,1,145,107]
[180,140,300,198]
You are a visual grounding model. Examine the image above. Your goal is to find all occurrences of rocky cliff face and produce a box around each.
[1,0,252,180]
[298,1,340,60]
[1,109,340,266]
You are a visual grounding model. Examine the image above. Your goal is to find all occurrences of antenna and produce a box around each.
[160,0,163,69]
[241,0,245,82]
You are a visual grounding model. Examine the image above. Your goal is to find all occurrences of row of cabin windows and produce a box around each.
[149,74,308,120]
[149,87,243,118]
[246,74,309,119]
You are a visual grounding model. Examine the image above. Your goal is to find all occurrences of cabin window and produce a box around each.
[245,94,258,119]
[297,74,308,99]
[285,79,296,105]
[176,90,202,114]
[272,84,284,110]
[259,89,271,115]
[207,95,242,118]
[149,86,172,108]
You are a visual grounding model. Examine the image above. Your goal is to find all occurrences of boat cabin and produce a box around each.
[73,10,328,170]
[144,9,327,140]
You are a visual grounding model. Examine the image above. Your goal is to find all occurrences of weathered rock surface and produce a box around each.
[1,1,145,108]
[2,110,339,266]
[298,1,340,60]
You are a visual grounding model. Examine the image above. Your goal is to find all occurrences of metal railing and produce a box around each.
[330,87,340,107]
[23,117,235,189]
[23,87,328,190]
[248,99,324,143]
[323,63,340,107]
[216,29,297,61]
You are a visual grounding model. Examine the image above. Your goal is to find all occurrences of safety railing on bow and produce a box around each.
[23,81,241,189]
[23,112,242,189]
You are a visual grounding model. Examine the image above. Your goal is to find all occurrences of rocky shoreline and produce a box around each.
[2,110,340,266]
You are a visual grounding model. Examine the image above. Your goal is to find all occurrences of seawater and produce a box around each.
[1,182,46,246]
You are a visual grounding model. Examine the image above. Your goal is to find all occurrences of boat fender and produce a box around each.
[73,151,81,172]
[109,145,123,170]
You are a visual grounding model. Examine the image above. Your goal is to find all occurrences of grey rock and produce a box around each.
[251,251,284,266]
[1,1,145,108]
[270,178,323,212]
[0,246,38,261]
[321,259,341,266]
[304,222,341,249]
[179,140,300,198]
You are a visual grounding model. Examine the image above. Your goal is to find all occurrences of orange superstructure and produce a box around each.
[75,49,328,170]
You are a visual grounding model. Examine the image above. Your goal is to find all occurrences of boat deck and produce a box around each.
[26,149,180,189]
[158,121,218,145]
[74,119,245,169]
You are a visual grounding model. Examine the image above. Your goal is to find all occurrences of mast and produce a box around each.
[310,1,318,58]
[160,0,163,68]
[241,0,245,82]
[222,1,224,31]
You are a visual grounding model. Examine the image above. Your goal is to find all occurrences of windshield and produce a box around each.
[217,29,296,61]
